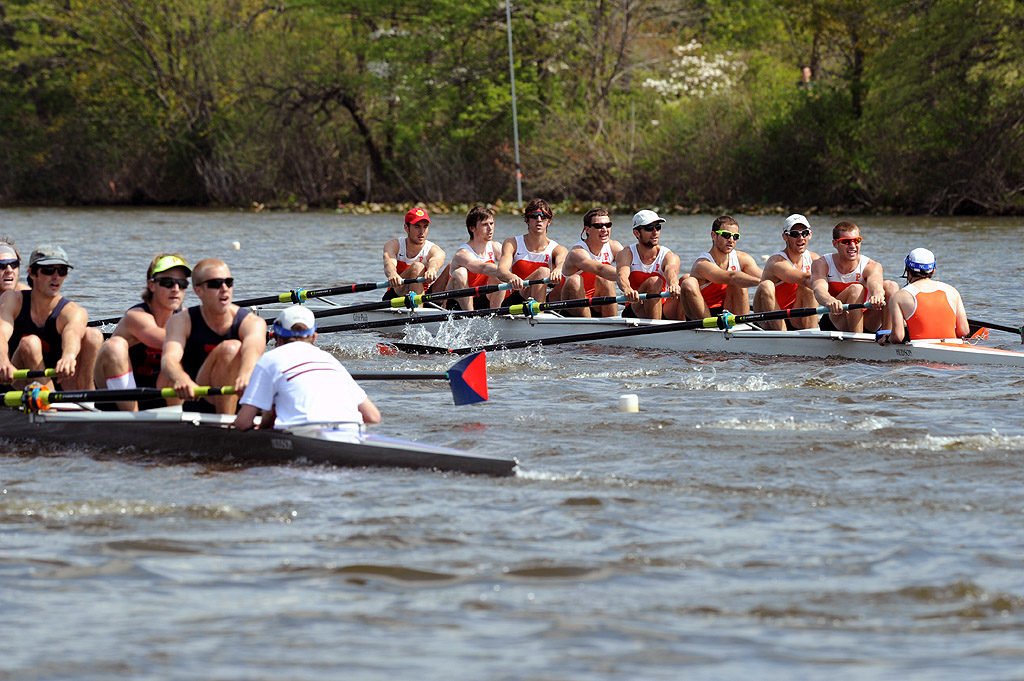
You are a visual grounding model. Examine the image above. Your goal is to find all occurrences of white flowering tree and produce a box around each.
[642,40,745,100]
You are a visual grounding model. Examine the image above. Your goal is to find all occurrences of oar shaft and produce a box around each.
[967,318,1023,340]
[349,371,447,381]
[4,385,235,408]
[442,304,866,355]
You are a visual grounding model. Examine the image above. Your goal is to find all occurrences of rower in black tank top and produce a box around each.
[180,305,250,379]
[9,290,69,372]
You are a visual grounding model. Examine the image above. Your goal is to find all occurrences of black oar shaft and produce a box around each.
[439,304,866,355]
[968,318,1023,342]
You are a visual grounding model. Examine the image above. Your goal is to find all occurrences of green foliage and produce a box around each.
[0,0,1021,213]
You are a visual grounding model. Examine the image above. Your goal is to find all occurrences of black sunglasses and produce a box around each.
[588,222,613,229]
[785,229,811,238]
[714,230,741,240]
[638,224,662,232]
[0,259,19,269]
[197,277,234,289]
[526,211,552,220]
[38,265,69,276]
[152,276,189,290]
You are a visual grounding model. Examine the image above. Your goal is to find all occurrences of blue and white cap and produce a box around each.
[905,247,936,274]
[273,305,316,338]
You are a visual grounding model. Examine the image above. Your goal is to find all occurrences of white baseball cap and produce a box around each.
[905,247,936,273]
[273,305,316,337]
[632,210,665,229]
[783,214,810,233]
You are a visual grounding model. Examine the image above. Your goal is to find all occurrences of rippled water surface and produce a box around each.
[2,208,1023,680]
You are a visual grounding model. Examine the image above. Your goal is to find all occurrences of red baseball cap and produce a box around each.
[405,208,430,225]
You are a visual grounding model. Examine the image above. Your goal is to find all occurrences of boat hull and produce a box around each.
[348,308,1024,367]
[0,407,516,477]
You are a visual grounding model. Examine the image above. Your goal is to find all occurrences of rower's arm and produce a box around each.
[738,252,764,283]
[425,245,446,285]
[548,244,568,285]
[614,249,637,301]
[382,238,403,288]
[863,261,886,308]
[160,312,196,396]
[359,397,381,424]
[888,289,912,342]
[953,289,970,338]
[234,314,269,393]
[663,252,682,295]
[496,239,523,288]
[54,302,88,379]
[0,291,19,373]
[810,257,846,315]
[123,307,165,349]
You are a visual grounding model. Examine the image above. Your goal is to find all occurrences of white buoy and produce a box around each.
[231,240,241,250]
[618,394,639,413]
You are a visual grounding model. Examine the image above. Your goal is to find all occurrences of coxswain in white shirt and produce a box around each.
[234,305,380,432]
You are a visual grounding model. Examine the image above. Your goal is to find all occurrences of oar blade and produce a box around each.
[447,351,488,405]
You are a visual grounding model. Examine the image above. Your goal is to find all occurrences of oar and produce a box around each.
[309,277,551,320]
[395,303,870,355]
[316,291,669,335]
[86,277,428,327]
[350,351,487,405]
[5,385,236,409]
[967,318,1023,343]
[5,354,488,408]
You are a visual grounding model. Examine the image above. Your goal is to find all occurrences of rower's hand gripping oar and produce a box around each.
[967,318,1023,343]
[398,303,870,355]
[86,277,428,327]
[309,278,551,320]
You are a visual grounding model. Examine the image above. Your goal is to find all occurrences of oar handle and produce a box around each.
[12,369,56,379]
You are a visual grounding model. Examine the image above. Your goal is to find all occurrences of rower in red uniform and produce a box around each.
[753,214,821,330]
[883,248,968,343]
[615,210,683,319]
[810,221,898,332]
[0,244,102,390]
[94,254,191,410]
[560,207,623,317]
[498,198,567,305]
[381,207,448,302]
[446,205,505,311]
[160,258,267,414]
[688,216,762,318]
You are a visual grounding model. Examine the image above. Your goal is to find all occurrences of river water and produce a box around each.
[2,207,1023,680]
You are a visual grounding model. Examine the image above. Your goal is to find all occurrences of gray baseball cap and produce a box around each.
[29,244,73,268]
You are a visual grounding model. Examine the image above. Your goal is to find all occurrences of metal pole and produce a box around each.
[505,0,523,208]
